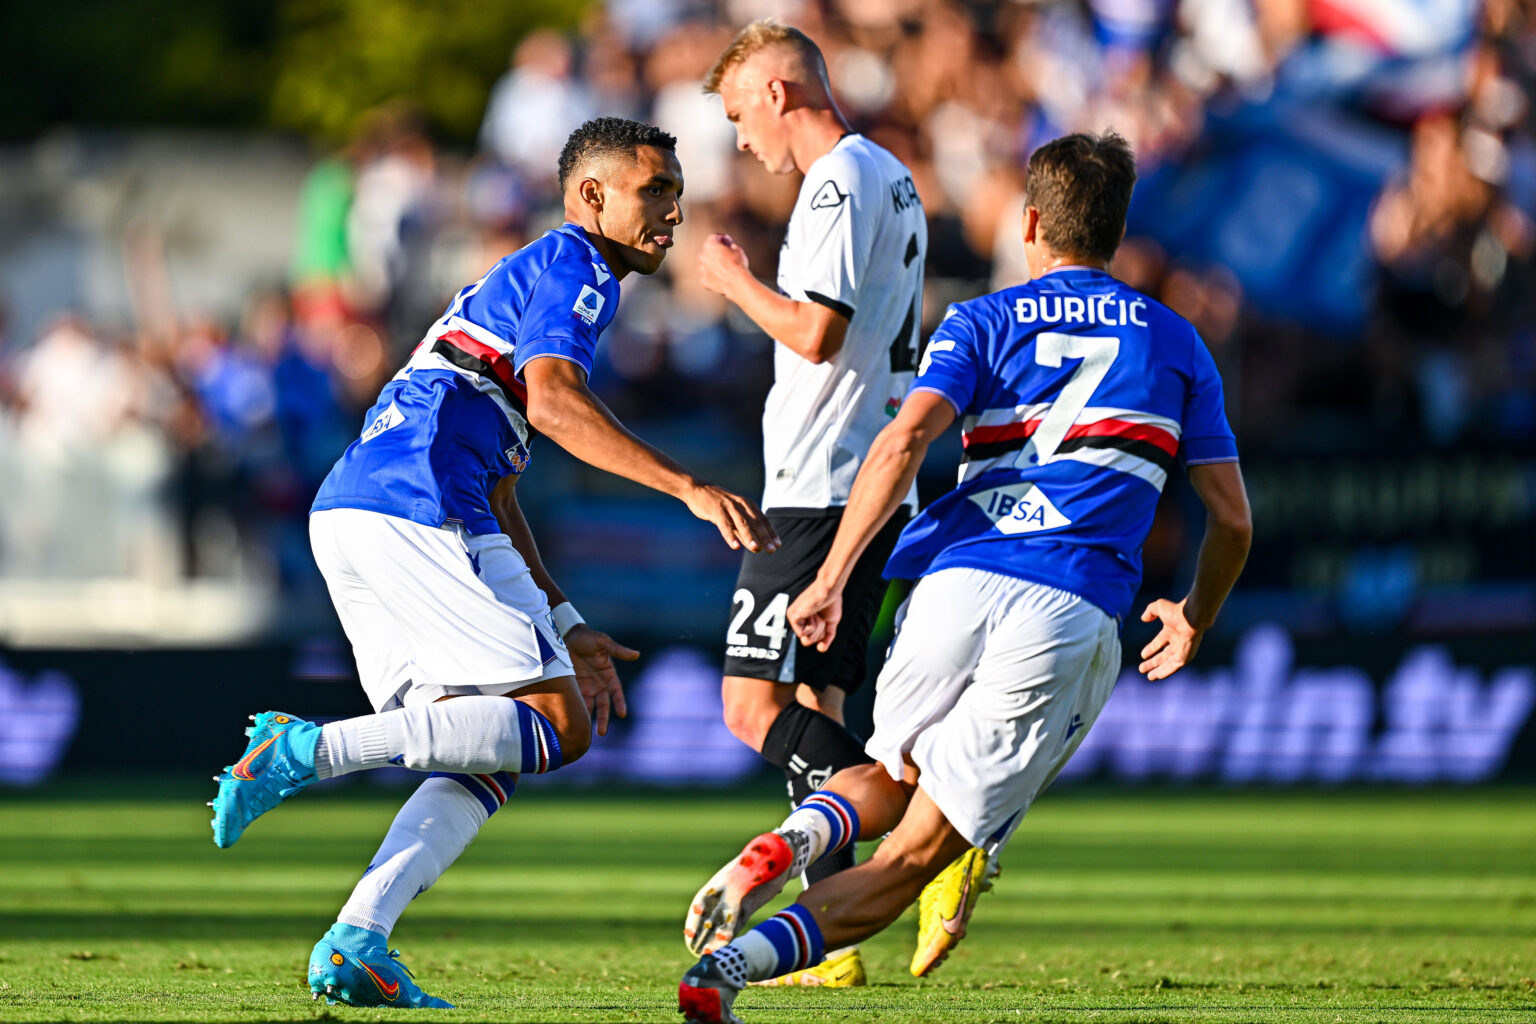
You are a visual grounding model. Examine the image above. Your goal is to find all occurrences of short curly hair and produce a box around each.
[557,117,678,195]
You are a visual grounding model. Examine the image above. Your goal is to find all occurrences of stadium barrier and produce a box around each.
[1,623,1532,787]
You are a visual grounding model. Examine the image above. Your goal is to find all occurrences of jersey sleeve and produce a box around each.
[511,261,611,377]
[1180,331,1239,464]
[908,305,983,415]
[781,158,871,320]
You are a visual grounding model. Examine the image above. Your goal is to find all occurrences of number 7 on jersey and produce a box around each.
[1023,332,1120,465]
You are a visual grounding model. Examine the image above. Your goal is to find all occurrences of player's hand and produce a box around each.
[683,481,780,553]
[698,233,749,297]
[1137,598,1203,681]
[565,624,637,736]
[789,577,844,653]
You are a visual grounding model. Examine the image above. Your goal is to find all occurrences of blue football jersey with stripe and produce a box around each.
[888,266,1238,620]
[312,223,620,534]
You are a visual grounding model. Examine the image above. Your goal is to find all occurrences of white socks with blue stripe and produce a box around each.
[336,770,515,936]
[314,695,562,779]
[714,904,826,985]
[776,791,861,870]
[692,791,853,985]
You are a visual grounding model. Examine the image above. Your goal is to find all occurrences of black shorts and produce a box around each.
[721,508,910,694]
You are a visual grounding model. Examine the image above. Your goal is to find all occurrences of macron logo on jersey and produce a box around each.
[810,180,847,209]
[360,402,405,443]
[969,481,1072,535]
[573,284,605,324]
[591,261,611,285]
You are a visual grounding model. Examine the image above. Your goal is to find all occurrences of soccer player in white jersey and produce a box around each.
[686,20,928,987]
[206,118,778,1010]
[677,131,1253,1024]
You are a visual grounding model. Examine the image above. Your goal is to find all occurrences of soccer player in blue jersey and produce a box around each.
[207,117,778,1010]
[677,130,1252,1023]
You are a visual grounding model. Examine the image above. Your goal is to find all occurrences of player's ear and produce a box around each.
[767,77,788,114]
[1021,205,1040,245]
[579,176,603,213]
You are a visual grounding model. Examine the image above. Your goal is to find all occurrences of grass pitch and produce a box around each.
[0,781,1532,1023]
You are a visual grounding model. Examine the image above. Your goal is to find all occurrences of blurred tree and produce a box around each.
[0,0,277,139]
[269,0,590,142]
[0,0,590,143]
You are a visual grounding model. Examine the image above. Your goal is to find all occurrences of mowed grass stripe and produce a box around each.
[0,784,1532,1022]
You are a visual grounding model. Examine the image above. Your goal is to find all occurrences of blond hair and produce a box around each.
[704,19,829,95]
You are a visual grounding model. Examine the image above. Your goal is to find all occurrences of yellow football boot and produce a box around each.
[910,846,994,977]
[751,945,867,988]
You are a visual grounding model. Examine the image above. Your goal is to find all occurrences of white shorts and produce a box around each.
[310,508,573,712]
[867,567,1120,848]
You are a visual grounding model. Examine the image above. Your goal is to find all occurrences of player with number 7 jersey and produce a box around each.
[890,263,1237,620]
[677,132,1252,1024]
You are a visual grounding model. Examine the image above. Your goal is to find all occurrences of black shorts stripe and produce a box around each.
[963,432,1176,472]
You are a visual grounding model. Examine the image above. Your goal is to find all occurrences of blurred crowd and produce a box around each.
[0,0,1531,612]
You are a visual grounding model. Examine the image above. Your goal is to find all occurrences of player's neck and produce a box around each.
[1028,251,1110,278]
[563,215,632,282]
[789,108,854,175]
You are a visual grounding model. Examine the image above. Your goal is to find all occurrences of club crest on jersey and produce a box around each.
[360,401,405,443]
[572,284,605,324]
[970,482,1071,535]
[810,180,847,209]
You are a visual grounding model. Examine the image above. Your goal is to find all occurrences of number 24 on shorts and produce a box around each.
[727,590,790,655]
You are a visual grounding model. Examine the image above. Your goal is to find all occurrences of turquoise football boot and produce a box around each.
[209,711,320,848]
[308,923,455,1008]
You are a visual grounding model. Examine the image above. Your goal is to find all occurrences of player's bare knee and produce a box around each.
[722,700,768,750]
[721,677,788,751]
[547,691,593,765]
[558,718,591,764]
[509,683,591,767]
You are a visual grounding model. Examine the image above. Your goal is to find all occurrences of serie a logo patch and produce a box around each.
[572,284,605,324]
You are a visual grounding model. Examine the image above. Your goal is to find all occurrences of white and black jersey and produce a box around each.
[763,133,928,512]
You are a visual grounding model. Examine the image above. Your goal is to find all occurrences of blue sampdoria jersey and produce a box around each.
[888,266,1238,620]
[312,223,620,534]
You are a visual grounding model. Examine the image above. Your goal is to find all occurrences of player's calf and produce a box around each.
[309,693,571,781]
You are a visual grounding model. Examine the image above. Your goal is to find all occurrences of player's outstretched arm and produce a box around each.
[490,473,636,735]
[1139,461,1252,681]
[698,233,848,363]
[521,355,779,554]
[789,391,956,651]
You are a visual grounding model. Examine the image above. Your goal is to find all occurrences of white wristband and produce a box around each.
[551,601,585,639]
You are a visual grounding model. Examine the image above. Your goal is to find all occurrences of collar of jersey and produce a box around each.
[1039,264,1110,278]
